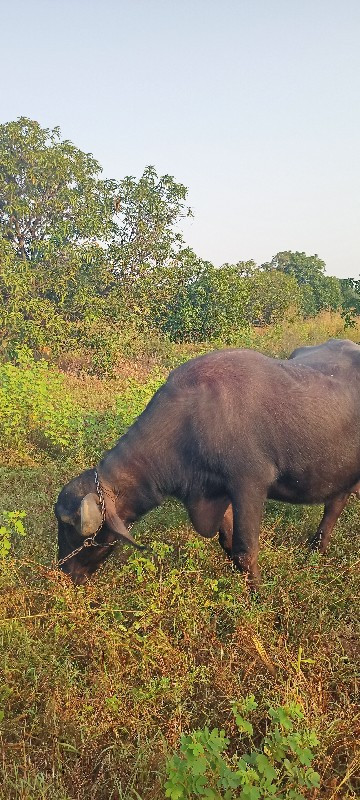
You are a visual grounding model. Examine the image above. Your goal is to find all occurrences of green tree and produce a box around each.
[0,119,193,366]
[262,251,342,315]
[107,167,194,339]
[221,259,258,278]
[245,270,301,325]
[111,165,192,279]
[0,118,121,358]
[339,277,360,315]
[160,261,251,343]
[262,251,326,284]
[0,117,117,261]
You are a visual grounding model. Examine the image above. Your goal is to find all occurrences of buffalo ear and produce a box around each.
[105,506,144,550]
[80,493,102,537]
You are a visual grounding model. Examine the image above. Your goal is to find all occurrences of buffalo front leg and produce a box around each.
[231,483,266,591]
[310,492,350,554]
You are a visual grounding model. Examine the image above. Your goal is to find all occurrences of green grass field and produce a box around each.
[1,324,360,799]
[1,468,359,797]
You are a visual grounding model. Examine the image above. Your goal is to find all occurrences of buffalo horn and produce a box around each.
[80,493,103,537]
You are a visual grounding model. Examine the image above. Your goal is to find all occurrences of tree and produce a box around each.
[245,270,301,325]
[0,117,117,261]
[262,251,342,315]
[262,251,326,284]
[0,119,195,366]
[221,259,258,277]
[105,167,195,342]
[111,165,192,279]
[339,277,360,315]
[0,118,122,356]
[159,261,251,343]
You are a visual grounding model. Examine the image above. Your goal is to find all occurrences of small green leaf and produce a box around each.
[234,715,253,736]
[255,754,277,781]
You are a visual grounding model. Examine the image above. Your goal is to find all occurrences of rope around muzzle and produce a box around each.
[58,469,135,567]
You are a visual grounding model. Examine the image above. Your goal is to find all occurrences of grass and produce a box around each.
[0,313,360,798]
[0,465,359,799]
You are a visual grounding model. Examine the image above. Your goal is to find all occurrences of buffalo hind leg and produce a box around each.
[309,492,350,554]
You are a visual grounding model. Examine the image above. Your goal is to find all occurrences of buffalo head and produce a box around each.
[55,469,140,584]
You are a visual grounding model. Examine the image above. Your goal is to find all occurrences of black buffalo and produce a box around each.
[55,338,360,588]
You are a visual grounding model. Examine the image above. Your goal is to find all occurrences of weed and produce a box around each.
[0,510,26,558]
[165,697,320,799]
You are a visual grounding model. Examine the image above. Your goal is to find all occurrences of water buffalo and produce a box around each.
[55,339,360,588]
[287,337,360,548]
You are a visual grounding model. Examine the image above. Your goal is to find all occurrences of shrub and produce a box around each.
[165,697,320,800]
[0,510,26,558]
[0,348,165,465]
[0,348,81,459]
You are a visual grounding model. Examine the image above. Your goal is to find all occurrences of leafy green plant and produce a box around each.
[78,374,165,464]
[114,374,164,430]
[0,346,167,465]
[0,347,82,459]
[165,697,320,799]
[0,510,26,558]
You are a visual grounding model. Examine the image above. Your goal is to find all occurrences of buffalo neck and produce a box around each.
[97,402,182,523]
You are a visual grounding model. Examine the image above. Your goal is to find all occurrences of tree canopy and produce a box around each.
[0,117,117,261]
[0,117,356,371]
[262,251,343,315]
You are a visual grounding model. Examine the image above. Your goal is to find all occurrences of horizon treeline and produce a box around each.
[1,117,359,373]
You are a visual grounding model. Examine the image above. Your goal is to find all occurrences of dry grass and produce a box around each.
[57,310,360,413]
[0,469,359,799]
[1,315,360,798]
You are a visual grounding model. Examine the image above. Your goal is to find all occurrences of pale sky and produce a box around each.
[1,0,359,277]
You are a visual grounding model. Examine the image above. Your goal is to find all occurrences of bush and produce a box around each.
[79,375,163,464]
[0,349,164,465]
[165,697,320,800]
[0,348,81,460]
[0,510,26,558]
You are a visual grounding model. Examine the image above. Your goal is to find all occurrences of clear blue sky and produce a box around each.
[1,0,359,277]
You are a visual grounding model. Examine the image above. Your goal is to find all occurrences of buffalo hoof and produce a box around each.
[309,533,321,552]
[232,553,261,592]
[309,532,328,555]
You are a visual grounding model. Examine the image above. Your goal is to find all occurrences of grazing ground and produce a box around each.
[0,322,359,799]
